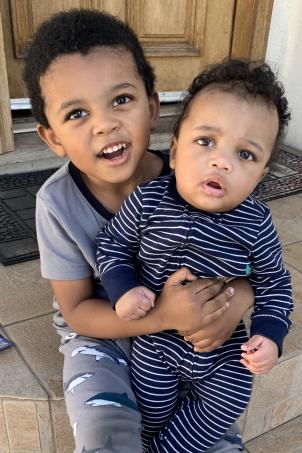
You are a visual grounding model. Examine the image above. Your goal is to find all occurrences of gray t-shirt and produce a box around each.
[36,162,110,333]
[36,153,169,337]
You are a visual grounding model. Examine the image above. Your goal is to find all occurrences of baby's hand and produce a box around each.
[115,286,156,321]
[240,335,278,375]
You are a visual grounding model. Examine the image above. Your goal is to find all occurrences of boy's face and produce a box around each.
[38,47,159,187]
[170,89,278,212]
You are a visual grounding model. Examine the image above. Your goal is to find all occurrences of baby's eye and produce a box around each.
[239,150,254,161]
[197,137,214,147]
[112,94,132,107]
[67,109,88,120]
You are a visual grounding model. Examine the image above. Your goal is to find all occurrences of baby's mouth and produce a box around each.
[206,181,222,190]
[202,178,225,197]
[98,143,127,159]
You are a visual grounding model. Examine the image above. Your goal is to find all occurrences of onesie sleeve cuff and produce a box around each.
[101,266,141,308]
[250,317,288,357]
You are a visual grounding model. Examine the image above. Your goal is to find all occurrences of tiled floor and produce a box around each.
[0,135,302,451]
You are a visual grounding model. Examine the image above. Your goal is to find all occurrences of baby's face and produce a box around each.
[170,89,279,212]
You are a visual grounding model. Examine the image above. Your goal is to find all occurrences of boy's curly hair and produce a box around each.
[174,59,291,147]
[23,9,155,127]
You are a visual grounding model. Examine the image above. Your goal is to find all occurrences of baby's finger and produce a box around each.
[135,307,148,318]
[124,313,140,321]
[139,298,153,310]
[241,351,263,364]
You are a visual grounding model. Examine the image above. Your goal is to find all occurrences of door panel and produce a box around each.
[2,0,273,97]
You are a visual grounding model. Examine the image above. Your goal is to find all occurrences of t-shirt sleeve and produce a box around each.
[36,194,92,280]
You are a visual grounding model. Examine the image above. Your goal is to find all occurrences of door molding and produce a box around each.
[0,8,14,154]
[231,0,274,60]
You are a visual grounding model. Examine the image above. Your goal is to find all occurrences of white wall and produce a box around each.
[266,0,302,150]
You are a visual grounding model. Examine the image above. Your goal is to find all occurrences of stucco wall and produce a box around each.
[266,0,302,150]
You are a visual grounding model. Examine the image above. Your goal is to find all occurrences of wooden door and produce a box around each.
[1,0,273,97]
[0,0,273,153]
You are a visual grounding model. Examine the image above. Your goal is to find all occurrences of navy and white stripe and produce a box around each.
[96,174,293,452]
[96,174,293,351]
[132,331,252,452]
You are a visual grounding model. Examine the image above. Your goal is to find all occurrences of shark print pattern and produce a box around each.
[85,392,139,412]
[81,435,119,452]
[64,372,94,394]
[64,332,78,342]
[71,345,128,366]
[72,421,78,438]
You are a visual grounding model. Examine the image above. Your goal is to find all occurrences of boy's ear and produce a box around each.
[169,137,177,169]
[37,124,66,157]
[148,93,160,130]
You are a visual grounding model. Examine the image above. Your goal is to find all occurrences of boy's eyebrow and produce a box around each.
[193,125,264,153]
[193,125,221,133]
[57,82,137,114]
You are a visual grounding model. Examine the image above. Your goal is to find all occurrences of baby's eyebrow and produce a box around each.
[193,125,264,153]
[245,139,264,153]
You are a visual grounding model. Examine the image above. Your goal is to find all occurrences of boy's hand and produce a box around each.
[179,278,253,352]
[240,335,278,374]
[115,286,156,321]
[156,267,230,332]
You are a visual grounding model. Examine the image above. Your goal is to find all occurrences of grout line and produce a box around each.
[1,398,11,450]
[3,310,55,328]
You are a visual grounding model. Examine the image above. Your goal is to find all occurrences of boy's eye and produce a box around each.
[239,150,254,161]
[67,109,88,120]
[112,94,132,107]
[197,137,214,147]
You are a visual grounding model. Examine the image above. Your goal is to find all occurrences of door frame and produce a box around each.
[0,7,14,154]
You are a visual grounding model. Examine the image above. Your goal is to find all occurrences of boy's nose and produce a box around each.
[93,113,120,135]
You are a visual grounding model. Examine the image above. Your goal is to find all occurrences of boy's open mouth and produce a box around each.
[98,143,127,159]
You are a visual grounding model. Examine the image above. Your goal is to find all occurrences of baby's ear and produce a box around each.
[148,93,160,130]
[37,124,66,157]
[169,137,178,169]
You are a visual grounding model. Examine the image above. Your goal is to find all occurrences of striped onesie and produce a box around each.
[96,174,293,453]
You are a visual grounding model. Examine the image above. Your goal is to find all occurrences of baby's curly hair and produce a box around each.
[174,59,290,149]
[23,9,155,127]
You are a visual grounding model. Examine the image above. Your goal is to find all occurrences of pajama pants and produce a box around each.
[131,323,253,453]
[60,334,143,453]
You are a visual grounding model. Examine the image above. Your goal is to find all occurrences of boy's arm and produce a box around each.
[249,209,293,355]
[51,268,233,338]
[96,186,144,306]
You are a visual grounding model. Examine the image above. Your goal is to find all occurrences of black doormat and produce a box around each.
[0,168,58,265]
[0,147,302,266]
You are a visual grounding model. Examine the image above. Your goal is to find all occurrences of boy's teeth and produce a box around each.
[102,143,126,155]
